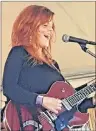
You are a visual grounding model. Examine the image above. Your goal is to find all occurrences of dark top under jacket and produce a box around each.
[2,46,94,113]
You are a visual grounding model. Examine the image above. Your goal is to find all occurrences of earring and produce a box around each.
[29,36,32,44]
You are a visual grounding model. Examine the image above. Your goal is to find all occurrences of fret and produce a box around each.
[86,86,93,94]
[67,94,78,105]
[66,90,85,106]
[72,92,85,105]
[67,92,81,106]
[63,83,96,107]
[90,84,96,91]
[65,97,73,106]
[84,88,90,95]
[71,90,86,105]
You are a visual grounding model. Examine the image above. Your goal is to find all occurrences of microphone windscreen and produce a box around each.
[62,34,70,42]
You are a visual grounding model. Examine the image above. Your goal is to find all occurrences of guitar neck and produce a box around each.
[63,82,96,107]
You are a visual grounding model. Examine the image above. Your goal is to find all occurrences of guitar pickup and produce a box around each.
[39,111,55,128]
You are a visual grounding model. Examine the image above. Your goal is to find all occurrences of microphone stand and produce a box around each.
[79,43,96,58]
[79,43,96,107]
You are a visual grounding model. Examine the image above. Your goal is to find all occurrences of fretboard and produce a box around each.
[62,82,96,107]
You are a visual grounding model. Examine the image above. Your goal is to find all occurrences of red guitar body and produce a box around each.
[3,81,89,131]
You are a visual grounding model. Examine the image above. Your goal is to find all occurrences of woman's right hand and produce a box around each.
[42,96,62,114]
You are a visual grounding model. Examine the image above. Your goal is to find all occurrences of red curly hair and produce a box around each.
[11,5,55,64]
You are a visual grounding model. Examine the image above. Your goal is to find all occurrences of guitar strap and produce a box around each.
[14,103,24,131]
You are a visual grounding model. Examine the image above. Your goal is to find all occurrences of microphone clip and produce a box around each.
[79,43,96,58]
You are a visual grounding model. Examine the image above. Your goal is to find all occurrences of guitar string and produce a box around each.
[67,83,95,106]
[66,78,96,105]
[68,85,93,105]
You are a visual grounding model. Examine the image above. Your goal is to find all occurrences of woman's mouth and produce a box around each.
[44,35,50,40]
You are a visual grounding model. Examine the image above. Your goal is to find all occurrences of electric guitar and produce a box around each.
[3,81,96,131]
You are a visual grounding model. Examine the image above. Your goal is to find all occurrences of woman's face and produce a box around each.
[37,20,53,48]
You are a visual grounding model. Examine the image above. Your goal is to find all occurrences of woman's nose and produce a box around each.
[48,27,53,32]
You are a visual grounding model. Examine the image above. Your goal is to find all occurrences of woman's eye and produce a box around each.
[43,24,47,27]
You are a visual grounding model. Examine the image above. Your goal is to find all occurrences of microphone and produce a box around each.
[62,34,96,45]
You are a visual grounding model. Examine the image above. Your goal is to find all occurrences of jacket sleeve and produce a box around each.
[2,46,38,108]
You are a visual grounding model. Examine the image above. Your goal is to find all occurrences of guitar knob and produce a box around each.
[61,88,65,93]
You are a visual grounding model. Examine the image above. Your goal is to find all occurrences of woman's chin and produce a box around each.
[46,42,49,47]
[43,43,49,48]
